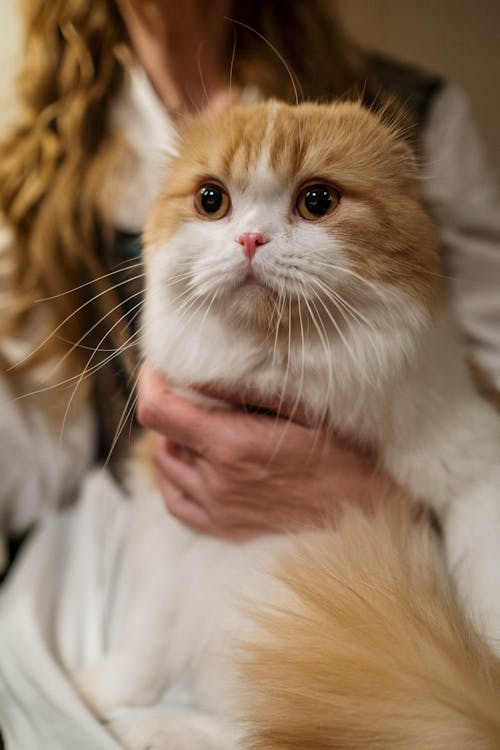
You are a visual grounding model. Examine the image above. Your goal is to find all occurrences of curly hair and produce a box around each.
[0,0,363,377]
[0,0,128,375]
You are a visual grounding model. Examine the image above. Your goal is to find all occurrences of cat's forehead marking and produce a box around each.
[244,102,284,196]
[220,102,283,194]
[252,101,280,175]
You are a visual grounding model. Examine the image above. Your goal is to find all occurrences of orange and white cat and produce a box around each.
[75,101,500,748]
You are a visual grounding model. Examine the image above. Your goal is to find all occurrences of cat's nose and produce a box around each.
[237,232,268,260]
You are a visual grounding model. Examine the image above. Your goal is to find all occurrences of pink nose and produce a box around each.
[238,232,267,260]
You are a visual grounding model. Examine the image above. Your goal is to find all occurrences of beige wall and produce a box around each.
[0,0,21,132]
[1,1,499,173]
[337,0,500,174]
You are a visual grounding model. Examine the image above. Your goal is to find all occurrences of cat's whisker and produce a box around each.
[54,338,130,354]
[330,297,386,376]
[265,286,284,342]
[329,293,389,375]
[306,286,360,371]
[9,272,145,372]
[169,288,222,348]
[228,26,237,149]
[175,288,207,318]
[58,296,144,443]
[308,261,416,351]
[102,358,143,468]
[270,286,287,378]
[299,284,334,431]
[165,286,198,310]
[14,338,139,401]
[198,289,221,330]
[15,320,142,402]
[109,258,144,272]
[103,388,141,468]
[306,259,398,311]
[157,265,196,293]
[55,334,141,442]
[289,291,307,423]
[309,276,377,334]
[315,287,380,388]
[34,262,144,304]
[161,275,206,310]
[51,289,144,385]
[299,285,347,459]
[266,297,296,462]
[313,278,413,375]
[225,17,300,106]
[196,42,210,109]
[162,275,209,313]
[306,275,384,375]
[307,277,358,338]
[165,269,196,285]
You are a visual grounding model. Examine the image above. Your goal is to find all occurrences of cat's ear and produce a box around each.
[391,139,420,188]
[174,99,235,147]
[374,98,421,186]
[178,90,243,136]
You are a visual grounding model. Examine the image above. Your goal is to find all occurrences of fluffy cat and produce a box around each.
[74,100,500,748]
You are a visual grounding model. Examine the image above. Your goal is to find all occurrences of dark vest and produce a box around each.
[366,53,443,133]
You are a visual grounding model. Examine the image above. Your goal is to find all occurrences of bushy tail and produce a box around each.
[238,501,500,750]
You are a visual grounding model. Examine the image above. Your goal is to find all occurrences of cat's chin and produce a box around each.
[223,282,278,328]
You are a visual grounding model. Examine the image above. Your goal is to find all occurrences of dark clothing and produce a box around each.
[367,53,443,132]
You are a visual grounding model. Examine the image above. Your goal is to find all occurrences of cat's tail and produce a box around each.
[237,500,500,750]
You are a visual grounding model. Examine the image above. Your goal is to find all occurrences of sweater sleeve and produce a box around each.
[421,83,500,388]
[0,226,97,535]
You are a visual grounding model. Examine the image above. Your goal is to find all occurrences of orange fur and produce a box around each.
[237,502,500,749]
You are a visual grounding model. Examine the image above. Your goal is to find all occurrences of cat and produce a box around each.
[74,100,500,749]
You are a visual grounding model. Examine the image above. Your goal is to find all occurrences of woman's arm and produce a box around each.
[422,82,500,388]
[0,227,96,536]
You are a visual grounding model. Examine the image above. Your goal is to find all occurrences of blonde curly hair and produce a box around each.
[0,0,129,375]
[0,0,362,376]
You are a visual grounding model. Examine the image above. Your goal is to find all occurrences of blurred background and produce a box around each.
[1,0,499,172]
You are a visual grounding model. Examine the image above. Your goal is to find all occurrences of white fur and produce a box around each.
[75,118,500,749]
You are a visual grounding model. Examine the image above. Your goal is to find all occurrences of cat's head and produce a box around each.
[143,100,441,393]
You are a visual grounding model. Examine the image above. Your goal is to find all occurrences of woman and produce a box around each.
[1,0,497,549]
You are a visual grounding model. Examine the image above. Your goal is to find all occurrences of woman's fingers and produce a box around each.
[195,381,311,426]
[153,438,201,497]
[156,472,213,534]
[155,454,263,540]
[137,367,216,453]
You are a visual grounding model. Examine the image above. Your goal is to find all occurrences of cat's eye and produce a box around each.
[296,184,340,221]
[195,183,230,220]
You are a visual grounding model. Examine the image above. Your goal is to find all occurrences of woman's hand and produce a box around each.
[137,365,394,540]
